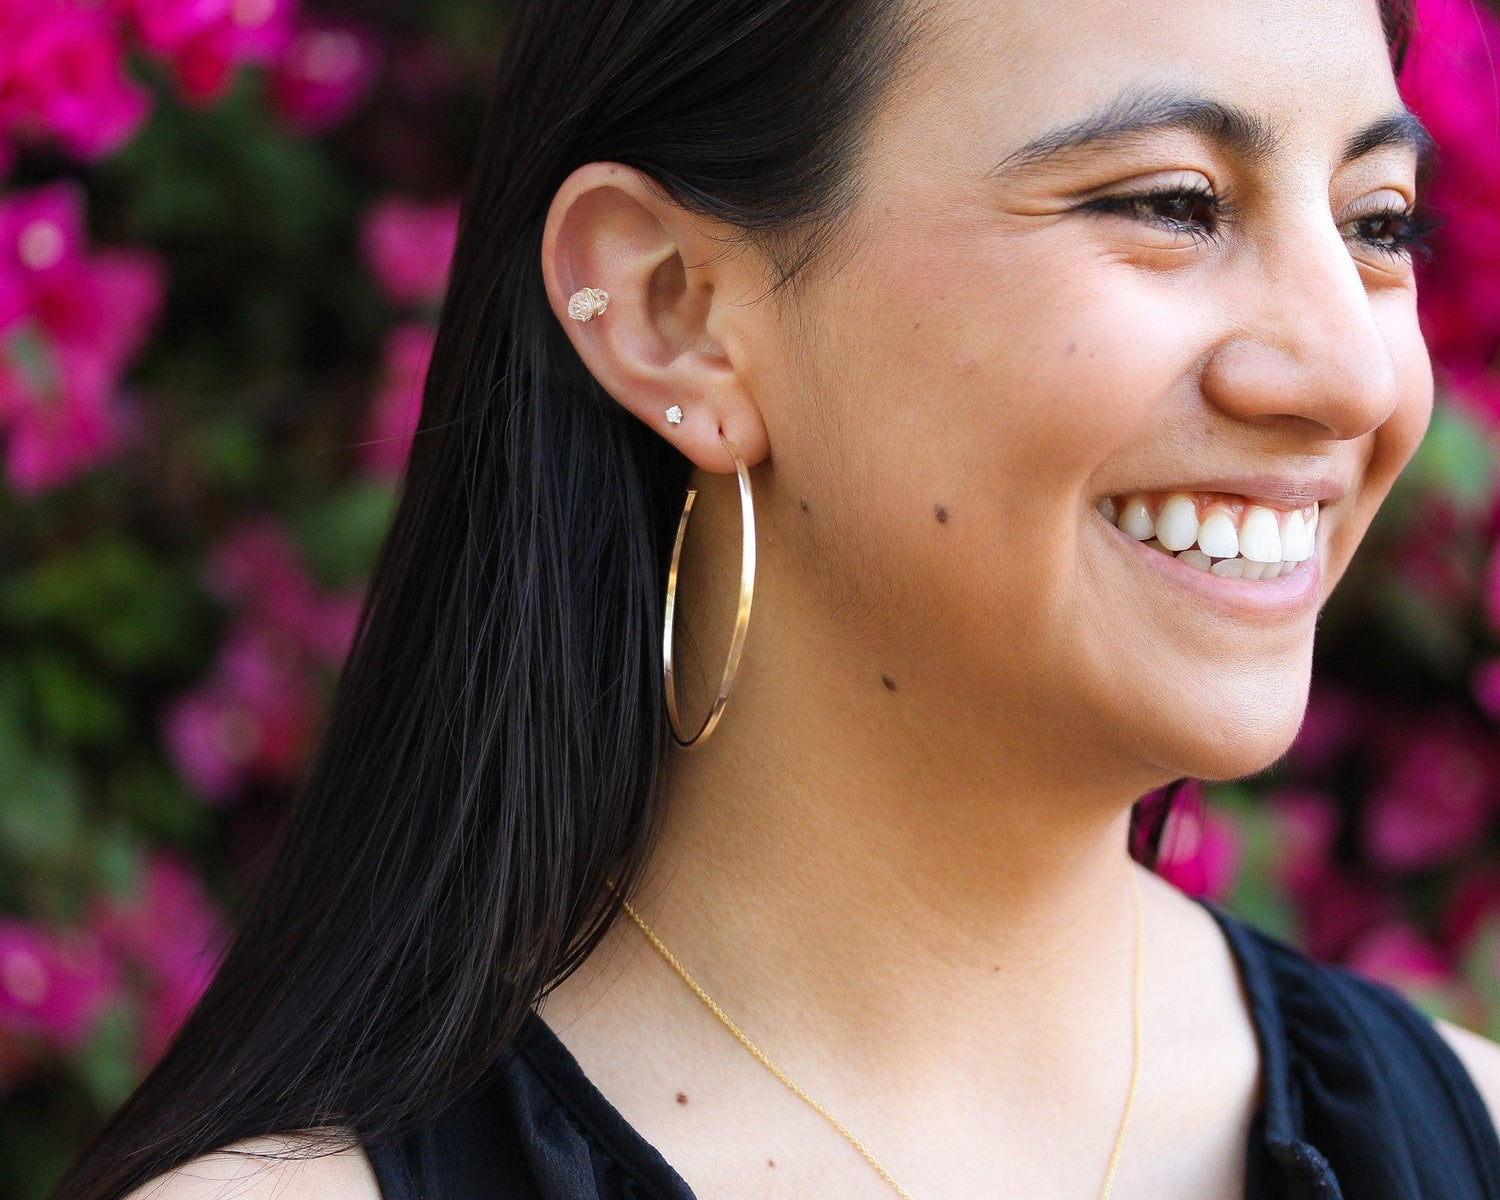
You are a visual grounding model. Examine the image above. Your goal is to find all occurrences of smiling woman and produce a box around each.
[49,1,1500,1199]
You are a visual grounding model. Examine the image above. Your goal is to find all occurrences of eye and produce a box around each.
[1342,201,1443,262]
[1077,184,1227,246]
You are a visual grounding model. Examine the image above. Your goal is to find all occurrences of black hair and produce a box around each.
[51,2,1416,1196]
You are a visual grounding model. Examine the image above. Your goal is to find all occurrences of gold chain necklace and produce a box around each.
[607,864,1143,1200]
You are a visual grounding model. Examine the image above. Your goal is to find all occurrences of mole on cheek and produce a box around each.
[799,498,809,513]
[676,1092,688,1105]
[767,1159,776,1168]
[934,503,949,524]
[881,673,897,690]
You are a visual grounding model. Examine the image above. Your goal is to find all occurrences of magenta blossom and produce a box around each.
[1286,680,1369,775]
[360,197,460,307]
[161,621,321,803]
[207,517,362,664]
[1295,867,1404,962]
[1400,0,1500,420]
[0,1,150,163]
[90,852,223,1064]
[110,0,297,105]
[269,16,379,135]
[1345,920,1458,1003]
[1153,796,1243,901]
[1267,785,1342,896]
[359,321,432,479]
[1362,708,1500,873]
[0,918,117,1053]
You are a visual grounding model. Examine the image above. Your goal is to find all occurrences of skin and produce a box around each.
[132,1,1500,1198]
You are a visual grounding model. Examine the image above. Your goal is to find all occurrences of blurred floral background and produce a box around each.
[0,0,1499,1195]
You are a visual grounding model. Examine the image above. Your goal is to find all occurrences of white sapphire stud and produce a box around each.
[567,286,609,322]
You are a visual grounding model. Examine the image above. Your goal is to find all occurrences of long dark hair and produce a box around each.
[52,2,1415,1196]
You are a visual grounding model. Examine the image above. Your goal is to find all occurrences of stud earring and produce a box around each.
[567,286,609,322]
[664,404,683,425]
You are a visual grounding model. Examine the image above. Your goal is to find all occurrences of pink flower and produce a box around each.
[89,852,223,1064]
[1267,785,1342,896]
[0,2,150,162]
[0,182,164,494]
[1400,0,1500,420]
[1286,680,1368,775]
[111,0,297,105]
[1295,868,1404,961]
[1438,863,1500,957]
[1362,709,1500,872]
[359,321,432,478]
[1470,656,1500,723]
[268,17,378,135]
[0,919,116,1052]
[1345,920,1457,996]
[360,197,459,307]
[1153,792,1243,900]
[161,621,320,802]
[207,517,361,664]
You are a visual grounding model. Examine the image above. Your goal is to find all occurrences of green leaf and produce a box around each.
[22,652,129,747]
[290,479,397,588]
[74,1000,143,1113]
[0,755,83,862]
[1400,400,1500,515]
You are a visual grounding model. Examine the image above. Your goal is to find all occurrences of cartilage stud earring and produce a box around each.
[665,404,683,425]
[567,286,609,322]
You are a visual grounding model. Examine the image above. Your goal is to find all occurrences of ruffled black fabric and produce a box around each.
[365,894,1500,1199]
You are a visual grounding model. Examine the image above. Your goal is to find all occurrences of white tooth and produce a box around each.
[1117,495,1155,540]
[1144,537,1168,552]
[1306,501,1319,539]
[1176,548,1213,572]
[1243,559,1273,579]
[1279,558,1298,576]
[1096,496,1118,522]
[1238,506,1283,562]
[1154,493,1201,552]
[1280,511,1310,561]
[1196,509,1239,558]
[1210,557,1246,578]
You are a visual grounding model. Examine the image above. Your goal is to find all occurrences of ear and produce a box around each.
[540,161,770,474]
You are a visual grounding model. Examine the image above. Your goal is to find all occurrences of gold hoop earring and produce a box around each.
[663,429,756,747]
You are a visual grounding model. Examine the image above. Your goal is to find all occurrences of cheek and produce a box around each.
[828,225,1206,553]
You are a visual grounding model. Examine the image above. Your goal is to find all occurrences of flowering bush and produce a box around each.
[1,0,1500,1195]
[0,1,489,1190]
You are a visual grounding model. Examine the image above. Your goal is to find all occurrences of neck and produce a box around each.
[617,466,1175,1098]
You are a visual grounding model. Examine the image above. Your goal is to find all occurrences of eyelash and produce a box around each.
[1079,184,1444,262]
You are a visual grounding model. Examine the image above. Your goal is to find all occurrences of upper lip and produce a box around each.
[1107,470,1349,511]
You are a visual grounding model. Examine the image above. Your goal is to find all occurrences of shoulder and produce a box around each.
[1434,1017,1500,1136]
[122,1131,382,1200]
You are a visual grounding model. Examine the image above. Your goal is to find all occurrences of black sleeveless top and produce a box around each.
[363,894,1500,1198]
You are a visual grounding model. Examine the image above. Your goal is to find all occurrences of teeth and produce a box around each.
[1196,508,1239,558]
[1280,510,1311,562]
[1118,496,1155,541]
[1102,490,1322,582]
[1237,506,1282,562]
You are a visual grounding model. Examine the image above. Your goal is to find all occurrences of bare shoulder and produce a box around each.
[1434,1017,1500,1135]
[122,1130,382,1200]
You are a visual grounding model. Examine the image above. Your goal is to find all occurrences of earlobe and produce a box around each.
[539,160,770,476]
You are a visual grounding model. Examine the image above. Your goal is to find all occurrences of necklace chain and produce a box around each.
[609,865,1144,1200]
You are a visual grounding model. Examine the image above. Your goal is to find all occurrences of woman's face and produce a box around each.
[746,0,1433,785]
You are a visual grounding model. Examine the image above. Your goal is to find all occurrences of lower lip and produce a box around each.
[1095,508,1323,618]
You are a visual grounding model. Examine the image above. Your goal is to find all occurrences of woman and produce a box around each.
[52,0,1500,1197]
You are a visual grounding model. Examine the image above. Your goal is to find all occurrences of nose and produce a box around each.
[1199,204,1404,441]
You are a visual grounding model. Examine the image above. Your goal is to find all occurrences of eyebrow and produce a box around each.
[986,85,1437,180]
